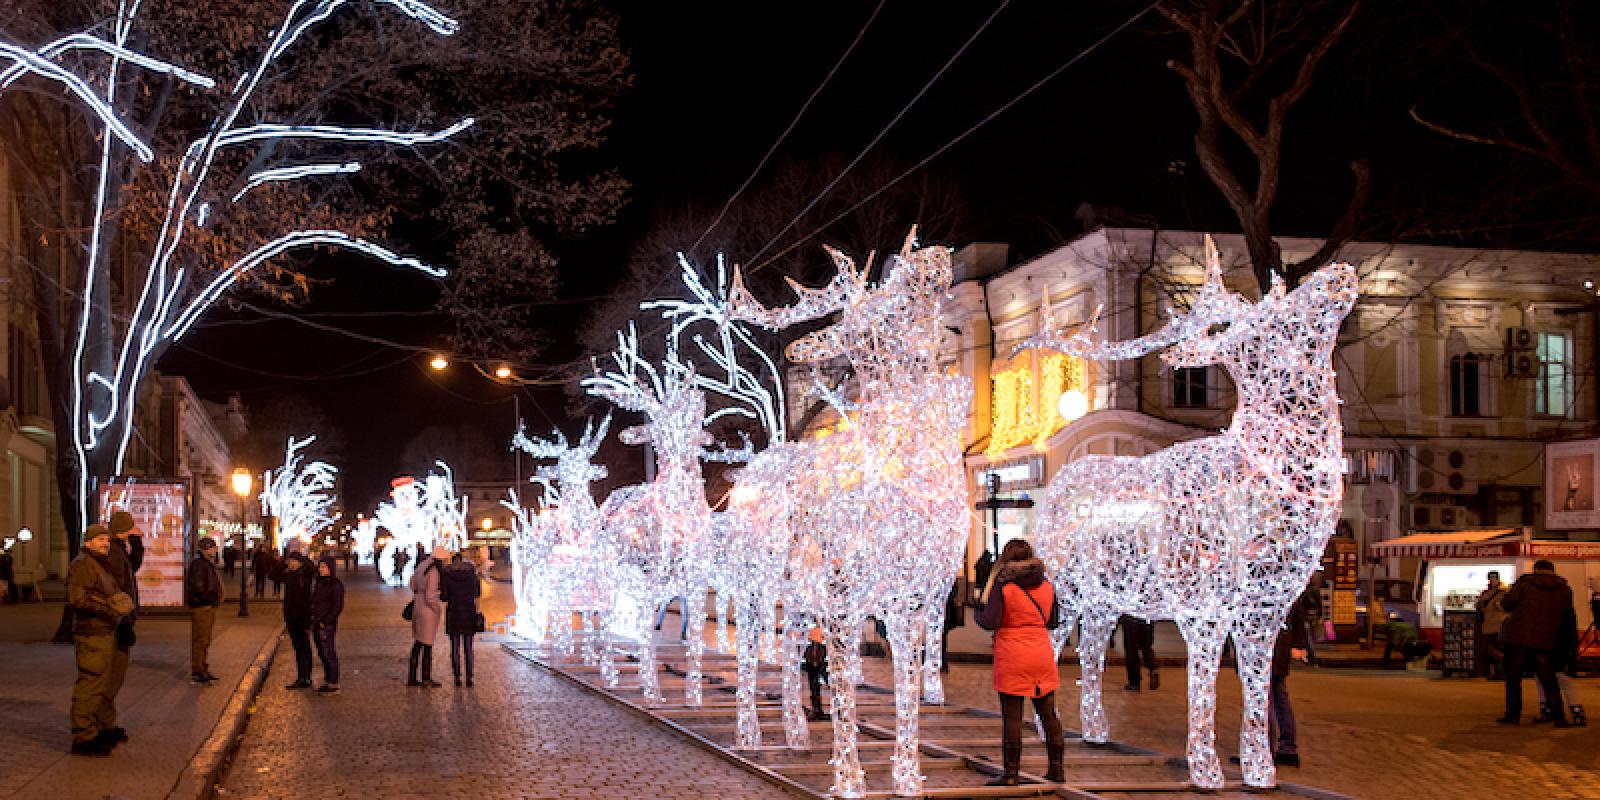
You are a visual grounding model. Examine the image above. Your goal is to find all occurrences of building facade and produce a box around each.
[938,228,1600,644]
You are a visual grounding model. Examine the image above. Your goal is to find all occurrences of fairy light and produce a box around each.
[0,0,468,528]
[1019,236,1358,790]
[727,232,972,797]
[259,435,337,551]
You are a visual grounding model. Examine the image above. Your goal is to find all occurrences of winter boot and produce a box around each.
[1534,703,1555,724]
[421,645,441,687]
[1045,736,1066,782]
[1572,705,1588,727]
[407,642,422,686]
[986,743,1022,786]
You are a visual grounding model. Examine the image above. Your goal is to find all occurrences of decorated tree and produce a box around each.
[0,0,628,553]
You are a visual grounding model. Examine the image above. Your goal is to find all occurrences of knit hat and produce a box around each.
[108,510,137,535]
[83,524,111,543]
[197,537,217,550]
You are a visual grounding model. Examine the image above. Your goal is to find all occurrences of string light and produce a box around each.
[259,435,337,552]
[1019,236,1358,789]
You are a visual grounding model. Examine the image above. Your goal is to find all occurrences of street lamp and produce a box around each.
[494,365,513,379]
[231,468,254,617]
[429,355,449,370]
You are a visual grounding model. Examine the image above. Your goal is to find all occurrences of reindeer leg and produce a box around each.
[684,588,707,707]
[780,618,810,748]
[1175,615,1227,789]
[733,598,763,749]
[598,608,619,688]
[887,613,928,797]
[923,604,946,705]
[827,618,867,798]
[1076,611,1115,744]
[717,594,733,654]
[1234,610,1278,788]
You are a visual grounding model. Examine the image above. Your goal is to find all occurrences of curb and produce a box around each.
[166,623,284,800]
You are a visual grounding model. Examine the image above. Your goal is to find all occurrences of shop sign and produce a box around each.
[974,455,1045,492]
[1331,538,1358,626]
[1547,438,1600,530]
[1527,541,1600,559]
[1346,448,1398,484]
[97,478,191,608]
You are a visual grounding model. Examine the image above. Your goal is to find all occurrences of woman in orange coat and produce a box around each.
[976,539,1065,785]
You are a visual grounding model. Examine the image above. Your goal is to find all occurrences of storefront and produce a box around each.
[1375,528,1600,643]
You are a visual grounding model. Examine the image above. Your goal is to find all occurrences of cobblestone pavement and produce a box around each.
[219,573,788,799]
[0,597,282,800]
[865,638,1600,799]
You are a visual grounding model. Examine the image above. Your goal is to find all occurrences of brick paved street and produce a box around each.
[869,634,1600,799]
[0,596,282,800]
[219,572,788,799]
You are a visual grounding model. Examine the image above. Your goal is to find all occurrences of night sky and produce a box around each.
[156,1,1529,511]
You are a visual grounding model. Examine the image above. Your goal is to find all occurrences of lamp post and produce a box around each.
[231,468,254,617]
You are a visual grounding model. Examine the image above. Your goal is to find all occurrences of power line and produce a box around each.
[688,0,890,255]
[746,1,1013,267]
[750,0,1159,275]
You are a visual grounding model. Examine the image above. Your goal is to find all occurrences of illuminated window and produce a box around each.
[988,351,1088,454]
[1535,332,1570,417]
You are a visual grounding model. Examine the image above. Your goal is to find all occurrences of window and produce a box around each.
[1172,366,1208,408]
[1535,331,1571,417]
[1449,353,1483,416]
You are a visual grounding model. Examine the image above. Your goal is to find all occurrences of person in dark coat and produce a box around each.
[440,552,482,686]
[0,546,16,603]
[940,573,967,673]
[184,538,224,685]
[310,557,345,694]
[222,544,236,575]
[1269,590,1312,766]
[252,547,276,598]
[801,622,828,719]
[1118,615,1159,691]
[103,511,142,740]
[976,539,1065,785]
[66,525,134,755]
[271,550,316,689]
[1498,560,1573,726]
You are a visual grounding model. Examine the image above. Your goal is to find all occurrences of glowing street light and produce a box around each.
[495,365,513,379]
[1057,388,1090,422]
[480,517,493,531]
[230,467,254,617]
[430,355,449,370]
[231,468,254,498]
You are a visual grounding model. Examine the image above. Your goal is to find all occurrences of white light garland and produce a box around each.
[1020,236,1357,789]
[0,0,470,528]
[259,435,338,552]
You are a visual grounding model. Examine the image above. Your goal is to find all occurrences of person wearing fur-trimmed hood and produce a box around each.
[976,539,1065,786]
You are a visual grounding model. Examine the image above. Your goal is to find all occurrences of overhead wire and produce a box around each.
[748,0,1160,275]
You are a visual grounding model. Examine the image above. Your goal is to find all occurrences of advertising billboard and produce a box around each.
[1546,438,1600,530]
[97,478,192,608]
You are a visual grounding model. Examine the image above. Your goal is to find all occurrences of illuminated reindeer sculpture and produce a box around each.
[728,235,971,798]
[508,416,611,657]
[1021,239,1357,789]
[584,326,730,705]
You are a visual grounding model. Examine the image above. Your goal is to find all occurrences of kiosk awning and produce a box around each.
[1371,529,1521,558]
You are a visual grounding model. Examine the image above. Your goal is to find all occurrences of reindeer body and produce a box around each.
[1028,257,1357,789]
[729,241,971,798]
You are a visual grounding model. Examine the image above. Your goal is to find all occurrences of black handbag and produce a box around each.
[402,600,415,621]
[474,612,486,633]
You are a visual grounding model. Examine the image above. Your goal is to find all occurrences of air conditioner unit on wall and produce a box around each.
[1507,327,1534,351]
[1508,352,1537,378]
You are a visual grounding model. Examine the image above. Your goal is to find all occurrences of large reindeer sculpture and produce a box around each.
[583,327,725,705]
[1020,239,1357,789]
[727,236,972,798]
[508,417,611,661]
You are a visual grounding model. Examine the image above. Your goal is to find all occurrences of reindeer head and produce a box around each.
[1159,237,1254,368]
[514,415,610,490]
[583,324,713,469]
[727,230,953,375]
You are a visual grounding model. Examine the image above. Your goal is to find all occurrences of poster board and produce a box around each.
[1441,610,1478,677]
[1547,438,1600,530]
[97,478,191,608]
[1331,538,1358,626]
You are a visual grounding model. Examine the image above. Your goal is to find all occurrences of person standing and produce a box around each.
[310,557,345,694]
[252,546,275,599]
[184,538,224,686]
[392,547,408,582]
[273,550,316,689]
[1119,615,1160,691]
[0,545,15,604]
[103,511,142,744]
[222,544,236,575]
[407,545,445,687]
[441,552,482,687]
[976,539,1065,785]
[66,525,135,755]
[801,623,828,720]
[1498,559,1573,726]
[1477,571,1510,679]
[1269,590,1312,766]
